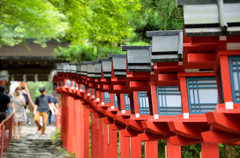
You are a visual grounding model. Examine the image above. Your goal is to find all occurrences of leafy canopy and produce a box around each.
[0,0,68,46]
[1,0,183,62]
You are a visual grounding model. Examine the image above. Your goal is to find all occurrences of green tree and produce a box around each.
[0,0,68,46]
[50,0,141,47]
[129,0,183,42]
[27,81,53,101]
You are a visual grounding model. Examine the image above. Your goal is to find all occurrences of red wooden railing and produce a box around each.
[0,113,14,158]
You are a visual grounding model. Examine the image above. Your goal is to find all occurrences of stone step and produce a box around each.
[3,121,69,158]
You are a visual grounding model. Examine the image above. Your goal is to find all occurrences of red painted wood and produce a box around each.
[188,52,215,62]
[169,135,201,146]
[206,112,240,134]
[145,141,158,158]
[201,142,219,158]
[98,118,104,158]
[219,56,233,102]
[103,123,108,158]
[131,137,141,158]
[133,91,139,114]
[120,94,126,111]
[84,104,90,158]
[141,121,172,136]
[66,96,75,152]
[201,130,240,144]
[191,36,219,44]
[91,114,97,158]
[179,77,189,113]
[62,95,67,148]
[104,124,118,158]
[75,99,82,158]
[120,130,130,158]
[167,138,181,158]
[109,125,118,158]
[168,121,202,139]
[150,84,158,115]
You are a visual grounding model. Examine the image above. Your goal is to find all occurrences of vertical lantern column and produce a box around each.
[65,80,75,153]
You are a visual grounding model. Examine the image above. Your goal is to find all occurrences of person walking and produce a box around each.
[12,87,26,139]
[48,94,59,124]
[0,85,10,123]
[21,86,31,124]
[34,87,52,135]
[5,89,13,114]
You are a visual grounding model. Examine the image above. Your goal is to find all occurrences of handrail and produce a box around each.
[0,112,14,158]
[0,113,14,126]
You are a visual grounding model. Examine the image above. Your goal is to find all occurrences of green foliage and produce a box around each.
[0,0,68,46]
[129,0,183,42]
[53,0,182,62]
[54,44,125,62]
[54,44,98,63]
[27,81,53,101]
[158,140,166,158]
[182,144,201,158]
[50,0,141,47]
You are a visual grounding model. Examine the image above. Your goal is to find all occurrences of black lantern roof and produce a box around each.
[108,54,127,77]
[94,61,102,78]
[147,30,183,62]
[87,61,100,78]
[177,0,240,36]
[69,64,77,74]
[80,61,91,76]
[98,58,112,78]
[121,46,152,72]
[62,63,70,73]
[76,63,81,75]
[56,63,64,73]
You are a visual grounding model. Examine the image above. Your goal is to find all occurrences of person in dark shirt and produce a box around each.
[6,89,12,114]
[0,85,10,122]
[34,87,52,135]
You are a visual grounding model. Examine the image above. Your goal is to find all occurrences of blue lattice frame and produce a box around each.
[124,94,131,111]
[186,77,218,114]
[218,70,224,103]
[137,91,150,115]
[229,56,240,103]
[104,92,111,103]
[81,84,85,90]
[66,79,71,86]
[114,94,118,107]
[89,88,92,94]
[156,86,182,115]
[94,89,96,97]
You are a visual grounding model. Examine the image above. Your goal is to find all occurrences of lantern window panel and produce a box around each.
[138,91,150,115]
[124,94,131,111]
[229,56,240,103]
[66,79,71,86]
[94,89,96,97]
[81,84,85,90]
[156,86,182,115]
[187,77,218,114]
[114,94,118,107]
[104,92,111,103]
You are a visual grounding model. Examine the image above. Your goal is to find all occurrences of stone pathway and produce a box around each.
[3,121,70,158]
